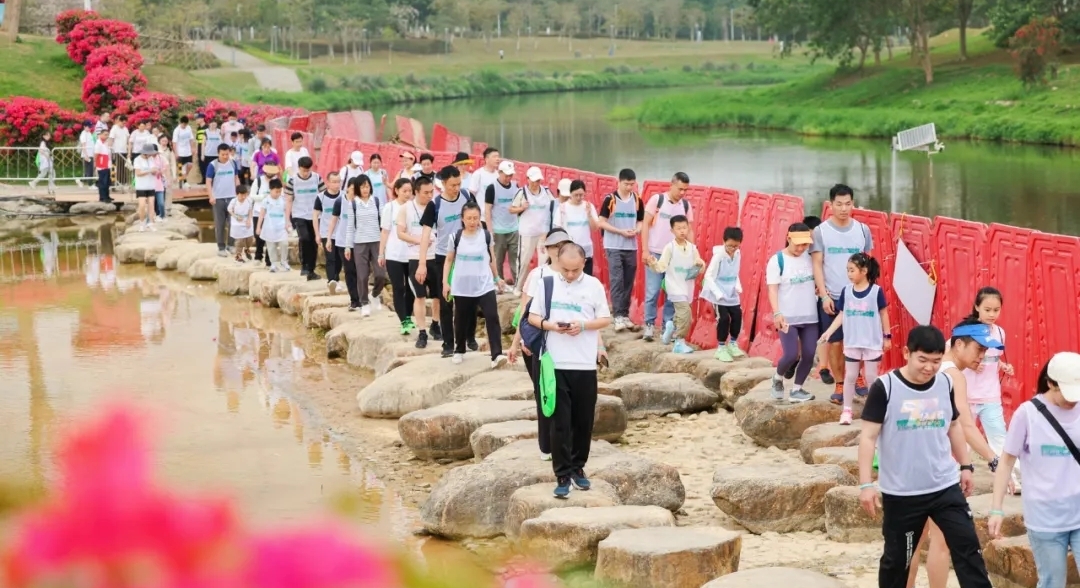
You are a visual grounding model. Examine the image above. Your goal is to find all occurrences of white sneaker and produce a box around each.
[327,280,338,295]
[147,224,156,232]
[371,297,382,312]
[282,263,291,272]
[155,216,165,223]
[269,265,279,273]
[613,317,626,332]
[452,353,464,364]
[136,225,145,232]
[491,355,508,369]
[360,304,371,317]
[540,453,552,462]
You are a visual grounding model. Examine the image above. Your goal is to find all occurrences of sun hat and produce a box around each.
[526,166,544,182]
[498,160,516,175]
[951,323,1005,351]
[557,178,572,197]
[788,231,813,245]
[262,164,280,175]
[350,150,364,166]
[543,229,572,248]
[453,152,473,166]
[1048,351,1080,402]
[140,143,157,155]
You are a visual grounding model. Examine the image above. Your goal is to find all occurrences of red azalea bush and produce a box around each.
[65,19,139,66]
[54,9,100,45]
[115,91,202,129]
[0,97,85,147]
[198,99,305,127]
[1010,16,1062,87]
[82,65,148,114]
[85,43,144,72]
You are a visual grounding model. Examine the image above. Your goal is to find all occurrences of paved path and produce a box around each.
[201,41,304,93]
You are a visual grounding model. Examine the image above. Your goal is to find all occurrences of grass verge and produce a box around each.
[1,37,86,110]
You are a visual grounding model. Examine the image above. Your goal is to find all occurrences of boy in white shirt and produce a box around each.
[284,132,310,180]
[108,115,131,189]
[78,120,95,187]
[701,226,747,362]
[647,214,705,354]
[129,120,154,156]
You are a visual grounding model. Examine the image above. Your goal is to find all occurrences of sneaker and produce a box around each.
[540,453,552,462]
[217,249,228,257]
[147,224,156,232]
[570,469,591,491]
[830,392,844,405]
[713,346,734,362]
[452,353,464,364]
[404,317,416,330]
[400,321,411,335]
[348,304,358,312]
[839,408,853,425]
[300,269,310,277]
[371,297,383,313]
[467,339,479,352]
[327,280,338,295]
[554,476,572,499]
[137,225,146,233]
[784,361,798,380]
[269,265,279,273]
[661,320,676,345]
[415,330,428,349]
[360,305,371,317]
[672,340,694,354]
[441,348,454,358]
[770,375,786,401]
[613,317,626,332]
[306,272,320,282]
[727,341,746,358]
[430,321,442,341]
[491,355,508,369]
[643,325,655,342]
[819,368,835,385]
[282,263,292,272]
[789,390,815,403]
[855,375,869,397]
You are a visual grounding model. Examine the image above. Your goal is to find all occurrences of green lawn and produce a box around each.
[0,37,86,110]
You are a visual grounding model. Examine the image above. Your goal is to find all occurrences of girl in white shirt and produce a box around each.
[30,131,56,194]
[379,178,416,334]
[553,180,599,276]
[766,223,819,403]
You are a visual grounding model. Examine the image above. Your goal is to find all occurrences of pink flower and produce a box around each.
[243,527,399,588]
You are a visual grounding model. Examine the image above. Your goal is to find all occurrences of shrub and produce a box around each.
[1010,17,1062,87]
[85,43,144,71]
[0,97,85,147]
[115,91,201,130]
[55,9,100,45]
[307,76,329,94]
[82,65,149,114]
[65,19,140,66]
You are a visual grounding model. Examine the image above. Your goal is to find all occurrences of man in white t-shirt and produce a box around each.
[171,116,196,188]
[78,120,95,187]
[221,110,244,137]
[284,132,310,178]
[468,147,501,218]
[511,166,555,295]
[527,243,612,499]
[129,120,154,156]
[108,115,132,188]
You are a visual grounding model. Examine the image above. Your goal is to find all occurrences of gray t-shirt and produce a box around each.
[206,160,237,201]
[810,218,873,298]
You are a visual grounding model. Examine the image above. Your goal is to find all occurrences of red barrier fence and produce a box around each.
[300,115,1079,421]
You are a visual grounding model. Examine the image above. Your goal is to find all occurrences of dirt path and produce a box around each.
[200,41,303,93]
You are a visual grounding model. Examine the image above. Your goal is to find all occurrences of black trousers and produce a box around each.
[323,238,341,282]
[523,352,551,454]
[716,304,743,343]
[434,254,454,351]
[453,290,502,359]
[550,369,598,478]
[96,169,111,202]
[879,484,992,588]
[291,218,317,274]
[337,246,359,306]
[584,257,593,277]
[385,260,414,323]
[253,215,269,266]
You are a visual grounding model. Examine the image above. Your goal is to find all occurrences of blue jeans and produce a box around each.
[154,190,166,218]
[1028,528,1080,588]
[644,252,674,328]
[971,402,1008,457]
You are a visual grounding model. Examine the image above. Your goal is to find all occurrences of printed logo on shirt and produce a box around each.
[295,188,318,195]
[788,274,815,285]
[718,276,737,283]
[896,398,947,431]
[567,220,589,227]
[827,246,863,255]
[613,211,636,219]
[844,298,877,318]
[458,254,485,262]
[1040,444,1072,457]
[551,301,583,313]
[444,213,461,223]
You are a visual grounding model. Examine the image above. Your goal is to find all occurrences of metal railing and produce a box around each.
[0,146,130,190]
[0,238,100,283]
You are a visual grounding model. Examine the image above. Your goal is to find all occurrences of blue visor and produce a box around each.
[951,324,1004,351]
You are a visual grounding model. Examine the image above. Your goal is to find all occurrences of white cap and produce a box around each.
[526,166,544,182]
[557,178,572,197]
[411,163,423,173]
[1048,352,1080,402]
[350,150,364,165]
[497,160,515,175]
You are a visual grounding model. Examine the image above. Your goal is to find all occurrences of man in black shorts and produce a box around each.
[398,176,441,349]
[132,144,159,231]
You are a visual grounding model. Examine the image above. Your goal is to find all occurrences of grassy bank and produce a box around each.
[632,33,1080,146]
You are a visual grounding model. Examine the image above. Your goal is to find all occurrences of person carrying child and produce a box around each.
[646,215,704,354]
[701,226,746,362]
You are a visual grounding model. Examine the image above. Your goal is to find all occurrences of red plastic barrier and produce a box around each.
[985,224,1034,419]
[431,123,451,152]
[932,217,988,330]
[537,164,560,190]
[472,142,488,159]
[316,136,339,176]
[1027,233,1080,402]
[395,115,427,150]
[287,115,309,131]
[596,176,618,204]
[846,209,898,368]
[890,213,934,357]
[266,116,289,131]
[747,194,805,361]
[351,111,377,143]
[736,192,773,350]
[307,111,328,148]
[327,112,360,141]
[687,188,742,349]
[431,150,456,171]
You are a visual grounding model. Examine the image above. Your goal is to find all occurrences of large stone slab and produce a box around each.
[711,463,854,534]
[176,243,222,273]
[967,494,1026,546]
[278,281,333,315]
[217,264,266,295]
[155,242,211,270]
[598,372,718,419]
[358,355,502,418]
[248,270,306,307]
[718,367,776,409]
[504,481,621,539]
[187,257,236,281]
[734,386,844,450]
[702,567,846,588]
[450,370,535,401]
[70,201,118,215]
[594,527,742,588]
[420,440,685,539]
[985,535,1080,588]
[471,420,539,461]
[402,396,628,460]
[144,240,192,265]
[301,294,352,326]
[799,420,863,463]
[824,486,882,543]
[115,236,191,264]
[326,315,442,374]
[157,218,200,239]
[811,446,860,479]
[308,306,359,331]
[650,350,770,391]
[517,505,676,570]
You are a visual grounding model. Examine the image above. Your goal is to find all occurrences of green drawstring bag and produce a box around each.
[872,450,879,471]
[446,261,455,302]
[512,306,522,329]
[539,350,557,417]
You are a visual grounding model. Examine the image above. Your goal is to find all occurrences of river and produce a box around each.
[378,88,1080,237]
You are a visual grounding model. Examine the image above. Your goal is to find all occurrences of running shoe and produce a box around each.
[430,321,442,341]
[819,368,835,385]
[554,476,572,499]
[856,374,869,397]
[661,320,676,345]
[789,390,815,403]
[672,340,694,354]
[360,305,371,317]
[491,355,508,369]
[643,325,655,342]
[839,407,853,425]
[770,375,786,401]
[830,392,844,405]
[467,338,479,352]
[570,469,591,491]
[415,330,428,349]
[327,280,338,295]
[784,361,798,380]
[452,353,463,365]
[727,341,746,358]
[714,346,734,362]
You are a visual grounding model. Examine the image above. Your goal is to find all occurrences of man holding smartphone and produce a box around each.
[527,242,613,499]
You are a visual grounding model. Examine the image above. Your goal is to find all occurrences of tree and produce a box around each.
[957,0,975,60]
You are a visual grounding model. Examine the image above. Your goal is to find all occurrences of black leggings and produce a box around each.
[715,304,743,344]
[453,290,502,359]
[291,218,317,274]
[523,352,551,454]
[385,260,414,323]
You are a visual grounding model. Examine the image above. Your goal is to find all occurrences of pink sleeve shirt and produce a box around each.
[645,194,695,255]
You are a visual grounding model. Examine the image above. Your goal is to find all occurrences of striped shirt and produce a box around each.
[340,195,382,247]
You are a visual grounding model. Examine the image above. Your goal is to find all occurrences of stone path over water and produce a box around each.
[201,41,303,93]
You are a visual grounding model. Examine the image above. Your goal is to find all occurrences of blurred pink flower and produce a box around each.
[243,527,399,588]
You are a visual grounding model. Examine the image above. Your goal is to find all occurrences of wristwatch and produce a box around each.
[959,464,975,473]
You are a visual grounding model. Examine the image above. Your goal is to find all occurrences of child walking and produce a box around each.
[228,184,255,263]
[701,226,746,362]
[647,215,704,354]
[819,253,891,424]
[30,131,57,194]
[256,179,290,272]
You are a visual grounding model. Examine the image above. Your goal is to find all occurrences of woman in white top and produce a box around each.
[132,144,160,232]
[366,153,389,203]
[443,201,507,368]
[766,223,819,403]
[554,179,600,276]
[397,151,417,181]
[153,135,176,223]
[380,177,416,334]
[29,131,56,194]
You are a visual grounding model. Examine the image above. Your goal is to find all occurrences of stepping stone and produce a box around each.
[702,567,846,587]
[143,240,193,265]
[248,270,306,307]
[326,317,445,375]
[278,281,333,315]
[156,242,209,270]
[114,236,189,264]
[811,446,860,479]
[799,420,863,463]
[718,367,775,409]
[516,505,676,570]
[420,440,684,539]
[711,463,854,533]
[504,481,621,539]
[300,293,351,323]
[824,486,882,543]
[175,243,221,273]
[598,372,718,419]
[187,257,235,281]
[70,201,118,215]
[217,263,266,295]
[358,355,502,419]
[450,370,535,402]
[734,386,848,449]
[595,527,742,588]
[985,535,1080,588]
[967,494,1026,546]
[650,350,771,391]
[307,306,357,331]
[471,420,539,460]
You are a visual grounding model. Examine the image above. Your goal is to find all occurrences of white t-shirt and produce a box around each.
[765,250,817,326]
[398,200,436,261]
[381,200,410,263]
[469,168,499,216]
[448,230,495,298]
[259,196,289,242]
[130,130,154,154]
[555,200,596,257]
[172,126,195,158]
[228,197,255,239]
[222,120,244,137]
[528,272,611,371]
[514,185,555,238]
[284,147,310,177]
[79,129,94,159]
[132,155,157,191]
[108,126,130,155]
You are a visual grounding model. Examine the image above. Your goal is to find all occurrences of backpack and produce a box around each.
[349,195,382,231]
[604,191,638,216]
[649,193,689,226]
[519,275,555,356]
[515,187,557,228]
[452,227,492,250]
[433,188,476,220]
[775,251,786,276]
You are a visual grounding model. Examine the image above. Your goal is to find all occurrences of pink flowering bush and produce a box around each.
[198,99,305,127]
[85,44,144,72]
[0,97,84,147]
[65,19,139,66]
[115,91,201,129]
[55,9,100,45]
[82,64,148,114]
[0,404,557,588]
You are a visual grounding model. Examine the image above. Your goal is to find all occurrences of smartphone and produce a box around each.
[557,322,572,328]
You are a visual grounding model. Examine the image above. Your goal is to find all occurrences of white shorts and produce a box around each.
[844,347,883,362]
